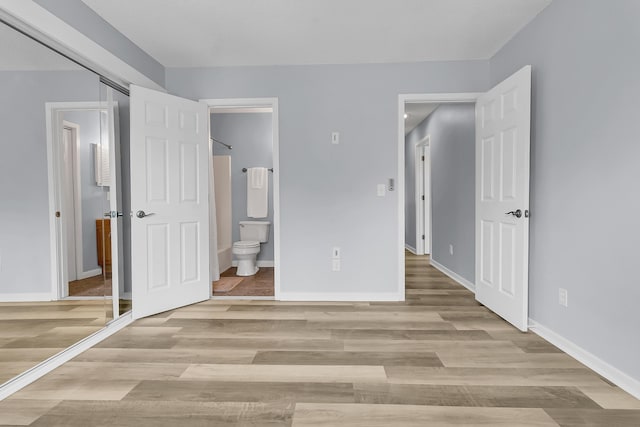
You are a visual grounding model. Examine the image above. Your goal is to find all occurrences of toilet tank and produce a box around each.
[239,221,270,242]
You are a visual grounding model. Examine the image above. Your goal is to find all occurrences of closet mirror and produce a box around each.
[0,20,128,386]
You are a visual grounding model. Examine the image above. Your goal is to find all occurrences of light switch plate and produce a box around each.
[331,132,340,145]
[377,184,386,197]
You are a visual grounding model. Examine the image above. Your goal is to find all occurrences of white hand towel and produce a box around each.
[247,167,268,218]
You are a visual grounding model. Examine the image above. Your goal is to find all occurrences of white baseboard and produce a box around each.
[0,293,53,302]
[231,260,274,268]
[278,292,404,302]
[0,311,133,401]
[77,268,102,280]
[430,258,475,292]
[405,244,417,255]
[211,296,275,301]
[529,319,640,400]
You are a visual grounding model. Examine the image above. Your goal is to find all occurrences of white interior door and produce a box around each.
[475,65,531,331]
[130,85,210,319]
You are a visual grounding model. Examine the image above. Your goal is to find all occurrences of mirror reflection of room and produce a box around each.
[0,21,129,386]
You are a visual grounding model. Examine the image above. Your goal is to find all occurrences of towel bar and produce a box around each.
[242,168,273,172]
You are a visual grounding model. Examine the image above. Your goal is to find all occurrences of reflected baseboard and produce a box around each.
[76,268,103,280]
[0,293,53,302]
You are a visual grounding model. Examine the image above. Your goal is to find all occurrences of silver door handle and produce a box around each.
[104,211,124,218]
[136,210,155,218]
[505,209,522,218]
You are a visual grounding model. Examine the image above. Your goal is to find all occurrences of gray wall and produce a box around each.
[62,109,107,273]
[490,0,640,381]
[211,112,274,262]
[33,0,165,87]
[0,70,100,295]
[167,61,489,295]
[405,104,476,283]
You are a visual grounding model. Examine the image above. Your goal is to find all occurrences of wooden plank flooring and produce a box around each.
[2,252,639,426]
[0,300,107,385]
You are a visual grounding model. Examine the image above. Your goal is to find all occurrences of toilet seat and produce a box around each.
[233,240,260,249]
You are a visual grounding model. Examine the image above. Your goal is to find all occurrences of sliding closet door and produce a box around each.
[130,85,210,319]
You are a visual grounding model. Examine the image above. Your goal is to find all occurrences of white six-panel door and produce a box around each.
[475,66,531,331]
[130,85,210,319]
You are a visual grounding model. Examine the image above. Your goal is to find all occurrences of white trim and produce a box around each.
[430,258,476,292]
[529,319,640,400]
[414,135,431,256]
[231,260,275,268]
[405,244,417,255]
[278,292,404,302]
[211,296,275,301]
[0,311,133,401]
[64,296,111,301]
[398,93,480,305]
[211,107,272,114]
[76,268,103,281]
[0,1,164,91]
[201,98,281,302]
[0,293,53,302]
[61,121,83,283]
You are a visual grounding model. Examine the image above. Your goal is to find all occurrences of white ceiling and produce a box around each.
[404,103,439,135]
[81,0,551,68]
[0,22,81,71]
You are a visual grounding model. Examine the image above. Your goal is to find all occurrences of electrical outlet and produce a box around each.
[449,244,454,255]
[332,258,341,272]
[559,288,568,307]
[332,247,341,258]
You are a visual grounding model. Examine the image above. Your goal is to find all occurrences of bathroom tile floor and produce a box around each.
[2,252,639,426]
[212,267,274,297]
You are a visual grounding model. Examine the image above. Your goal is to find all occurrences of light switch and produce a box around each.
[331,132,340,145]
[377,184,386,197]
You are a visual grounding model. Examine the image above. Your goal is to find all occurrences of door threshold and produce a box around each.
[63,296,112,301]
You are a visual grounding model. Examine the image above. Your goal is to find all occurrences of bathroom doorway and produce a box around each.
[204,98,280,299]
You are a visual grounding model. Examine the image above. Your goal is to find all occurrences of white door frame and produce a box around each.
[61,121,82,284]
[200,98,280,301]
[415,135,431,255]
[45,102,118,300]
[398,93,481,298]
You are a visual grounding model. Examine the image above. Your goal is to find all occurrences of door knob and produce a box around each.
[505,209,522,218]
[136,210,155,218]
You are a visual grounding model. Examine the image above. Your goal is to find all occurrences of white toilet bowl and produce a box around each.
[232,240,261,276]
[232,221,270,277]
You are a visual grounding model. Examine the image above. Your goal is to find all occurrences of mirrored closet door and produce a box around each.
[0,19,130,387]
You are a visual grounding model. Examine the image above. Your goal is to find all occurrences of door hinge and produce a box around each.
[421,235,425,240]
[421,155,425,161]
[421,195,425,201]
[55,211,61,218]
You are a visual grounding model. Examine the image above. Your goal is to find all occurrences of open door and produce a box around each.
[130,85,210,319]
[475,65,531,331]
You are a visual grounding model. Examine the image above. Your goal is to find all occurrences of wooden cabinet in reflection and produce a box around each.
[96,219,112,275]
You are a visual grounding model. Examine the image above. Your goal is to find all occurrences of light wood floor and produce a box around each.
[1,252,639,426]
[0,300,108,385]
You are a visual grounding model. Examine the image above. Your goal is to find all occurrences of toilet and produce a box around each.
[232,221,270,276]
